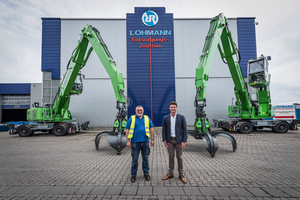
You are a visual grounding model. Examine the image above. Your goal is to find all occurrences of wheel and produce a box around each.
[273,121,289,133]
[238,122,253,134]
[53,125,67,136]
[17,125,32,137]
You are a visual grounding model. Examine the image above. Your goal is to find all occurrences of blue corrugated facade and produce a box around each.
[41,18,61,79]
[295,106,300,120]
[237,18,257,77]
[0,84,30,94]
[127,7,175,126]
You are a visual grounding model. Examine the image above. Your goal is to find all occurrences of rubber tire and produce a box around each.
[273,121,289,133]
[239,122,253,134]
[17,125,32,137]
[53,125,67,136]
[64,124,70,135]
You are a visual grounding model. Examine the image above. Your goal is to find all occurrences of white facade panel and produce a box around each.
[176,77,235,125]
[68,79,128,127]
[61,19,127,79]
[30,83,42,108]
[61,19,127,127]
[174,19,238,78]
[174,19,238,125]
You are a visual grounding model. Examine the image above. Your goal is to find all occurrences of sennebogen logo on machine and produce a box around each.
[142,10,159,26]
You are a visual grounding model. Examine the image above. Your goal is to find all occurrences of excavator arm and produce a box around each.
[25,25,131,151]
[191,14,275,156]
[27,24,129,134]
[81,25,126,104]
[190,13,239,157]
[50,24,130,154]
[52,25,126,121]
[195,13,251,116]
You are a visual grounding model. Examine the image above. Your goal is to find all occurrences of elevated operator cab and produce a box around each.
[70,72,84,95]
[248,55,271,88]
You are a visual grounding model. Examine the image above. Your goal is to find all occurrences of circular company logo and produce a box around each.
[142,10,159,27]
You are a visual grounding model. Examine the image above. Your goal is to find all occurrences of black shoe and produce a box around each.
[131,176,136,182]
[144,174,150,181]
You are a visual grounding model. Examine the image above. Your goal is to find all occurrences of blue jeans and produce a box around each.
[131,141,149,176]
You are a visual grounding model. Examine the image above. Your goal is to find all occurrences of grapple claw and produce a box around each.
[188,129,237,157]
[202,132,219,157]
[106,134,127,154]
[95,131,127,155]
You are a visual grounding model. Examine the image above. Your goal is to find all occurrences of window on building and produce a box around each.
[2,95,30,105]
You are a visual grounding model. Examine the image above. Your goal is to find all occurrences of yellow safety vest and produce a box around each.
[128,115,150,139]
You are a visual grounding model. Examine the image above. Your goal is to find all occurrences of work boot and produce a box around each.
[144,175,150,181]
[131,176,136,182]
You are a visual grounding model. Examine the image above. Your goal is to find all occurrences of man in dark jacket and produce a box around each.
[162,101,188,183]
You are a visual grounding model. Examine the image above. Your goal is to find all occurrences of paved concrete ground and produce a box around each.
[0,126,300,200]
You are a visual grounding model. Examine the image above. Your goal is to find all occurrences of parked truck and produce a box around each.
[215,104,300,133]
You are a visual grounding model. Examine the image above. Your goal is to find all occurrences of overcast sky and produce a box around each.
[0,0,299,105]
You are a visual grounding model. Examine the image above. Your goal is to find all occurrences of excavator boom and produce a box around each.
[27,25,127,123]
[195,13,251,112]
[24,25,130,152]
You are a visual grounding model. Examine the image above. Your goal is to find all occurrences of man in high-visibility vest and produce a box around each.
[126,105,155,182]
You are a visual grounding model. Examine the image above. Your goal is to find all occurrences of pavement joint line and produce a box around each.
[1,185,300,197]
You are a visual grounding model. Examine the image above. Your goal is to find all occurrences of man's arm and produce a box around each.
[162,116,166,142]
[179,115,188,149]
[150,127,154,146]
[182,115,188,143]
[162,116,169,149]
[125,117,132,148]
[126,129,131,147]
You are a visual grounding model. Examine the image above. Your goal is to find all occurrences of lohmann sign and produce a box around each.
[126,7,175,126]
[273,105,296,120]
[129,9,172,49]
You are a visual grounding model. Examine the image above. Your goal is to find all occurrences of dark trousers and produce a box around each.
[131,141,149,176]
[168,138,183,176]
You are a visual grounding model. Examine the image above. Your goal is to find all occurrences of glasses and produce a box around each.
[136,110,143,112]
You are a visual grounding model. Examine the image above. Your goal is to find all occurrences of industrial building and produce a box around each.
[0,7,258,127]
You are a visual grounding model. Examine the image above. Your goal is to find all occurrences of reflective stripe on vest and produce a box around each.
[128,115,150,139]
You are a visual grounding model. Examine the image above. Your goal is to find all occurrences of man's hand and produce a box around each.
[164,141,169,149]
[179,142,185,149]
[151,140,154,146]
[126,140,131,148]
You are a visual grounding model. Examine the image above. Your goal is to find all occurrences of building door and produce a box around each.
[2,109,27,122]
